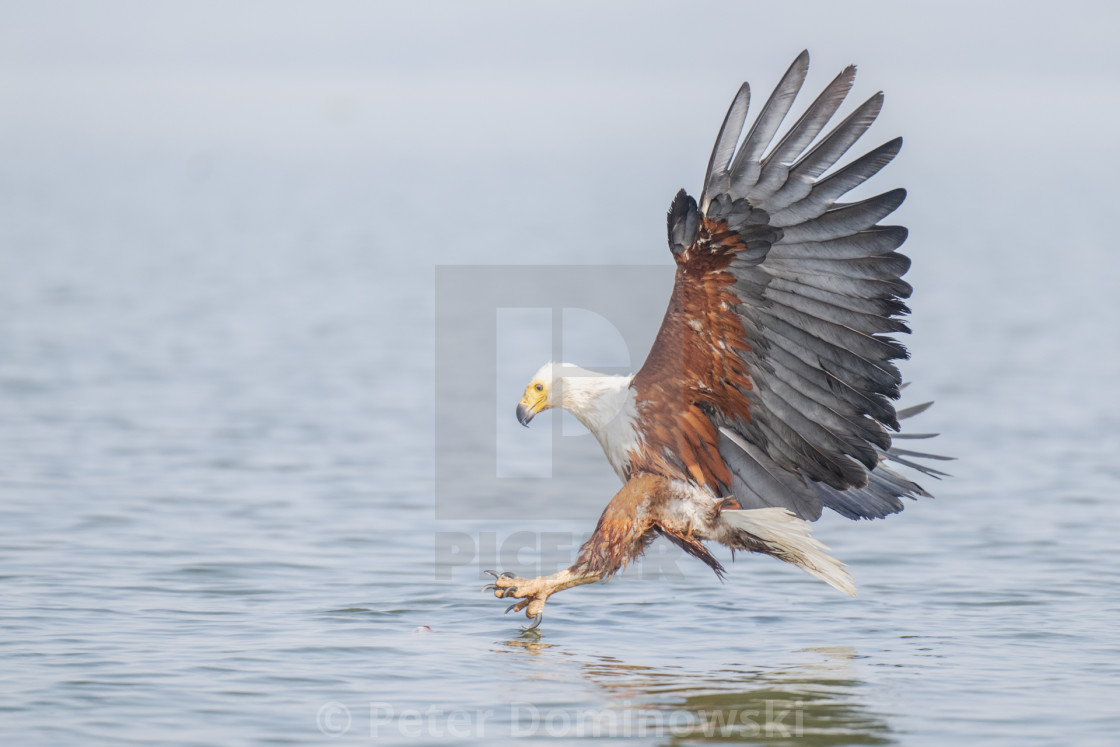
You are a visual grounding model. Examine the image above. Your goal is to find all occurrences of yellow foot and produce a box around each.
[481,570,552,630]
[482,568,596,631]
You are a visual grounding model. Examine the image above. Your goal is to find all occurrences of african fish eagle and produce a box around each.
[485,51,948,630]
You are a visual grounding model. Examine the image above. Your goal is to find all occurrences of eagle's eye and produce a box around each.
[534,383,544,392]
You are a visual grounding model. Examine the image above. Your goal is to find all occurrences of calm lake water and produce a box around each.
[3,9,1120,743]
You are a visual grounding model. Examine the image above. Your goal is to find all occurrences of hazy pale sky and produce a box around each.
[2,1,1117,283]
[3,1,1117,162]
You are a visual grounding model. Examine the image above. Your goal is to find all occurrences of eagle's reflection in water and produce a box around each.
[492,642,891,744]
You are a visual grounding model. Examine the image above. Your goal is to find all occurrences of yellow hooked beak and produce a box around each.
[516,383,549,427]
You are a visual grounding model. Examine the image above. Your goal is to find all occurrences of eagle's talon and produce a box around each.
[484,570,499,578]
[483,570,588,628]
[482,583,498,592]
[500,572,516,578]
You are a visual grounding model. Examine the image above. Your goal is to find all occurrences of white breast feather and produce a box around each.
[555,370,641,481]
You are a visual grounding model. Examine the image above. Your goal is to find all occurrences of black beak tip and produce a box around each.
[516,402,533,427]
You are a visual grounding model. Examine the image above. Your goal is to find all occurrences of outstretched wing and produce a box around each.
[631,51,947,521]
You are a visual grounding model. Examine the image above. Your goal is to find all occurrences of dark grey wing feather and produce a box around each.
[779,189,907,243]
[699,83,751,212]
[683,52,947,521]
[726,50,810,201]
[762,93,886,213]
[718,428,822,520]
[769,138,903,227]
[748,65,856,204]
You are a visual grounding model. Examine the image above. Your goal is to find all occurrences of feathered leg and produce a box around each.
[484,474,666,629]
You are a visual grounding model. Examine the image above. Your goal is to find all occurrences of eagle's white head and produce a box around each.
[516,362,634,433]
[516,362,639,480]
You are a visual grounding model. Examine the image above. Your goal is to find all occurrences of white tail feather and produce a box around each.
[722,508,857,597]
